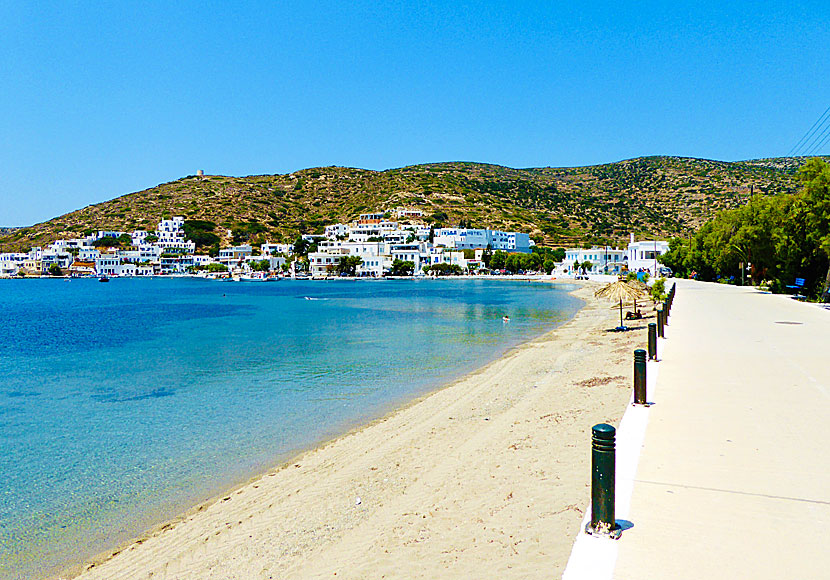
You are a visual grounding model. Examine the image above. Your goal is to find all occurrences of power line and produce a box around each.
[803,116,830,156]
[788,105,830,157]
[806,124,830,157]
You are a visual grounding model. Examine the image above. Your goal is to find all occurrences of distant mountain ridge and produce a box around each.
[1,155,823,252]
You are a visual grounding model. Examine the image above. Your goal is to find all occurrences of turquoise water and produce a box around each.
[0,277,580,579]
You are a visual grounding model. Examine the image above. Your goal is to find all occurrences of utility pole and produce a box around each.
[653,239,657,277]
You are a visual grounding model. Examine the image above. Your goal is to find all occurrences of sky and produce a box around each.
[1,1,828,226]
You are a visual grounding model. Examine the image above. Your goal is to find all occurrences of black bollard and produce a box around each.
[586,424,621,538]
[634,349,647,405]
[648,323,657,360]
[657,306,665,338]
[663,300,670,325]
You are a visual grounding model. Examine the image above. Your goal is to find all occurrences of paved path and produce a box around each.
[612,280,830,579]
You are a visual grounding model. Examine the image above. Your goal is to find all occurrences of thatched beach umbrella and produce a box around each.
[594,280,649,330]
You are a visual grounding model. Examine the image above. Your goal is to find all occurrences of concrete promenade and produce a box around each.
[612,280,830,578]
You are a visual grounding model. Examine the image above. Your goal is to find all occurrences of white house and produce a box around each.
[79,248,101,261]
[308,248,349,277]
[0,253,27,276]
[218,245,253,265]
[393,208,424,219]
[131,230,149,246]
[324,223,350,239]
[260,242,293,256]
[564,246,627,275]
[389,243,426,273]
[627,237,670,275]
[95,255,121,276]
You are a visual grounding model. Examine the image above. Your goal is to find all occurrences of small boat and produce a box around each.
[502,316,510,323]
[99,276,110,283]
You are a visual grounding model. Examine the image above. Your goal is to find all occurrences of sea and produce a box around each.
[0,277,581,579]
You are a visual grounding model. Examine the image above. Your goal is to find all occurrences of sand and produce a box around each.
[68,284,647,580]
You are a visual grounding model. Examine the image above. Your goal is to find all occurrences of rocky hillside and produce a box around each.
[1,156,822,252]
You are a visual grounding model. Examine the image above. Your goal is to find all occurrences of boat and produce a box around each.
[502,316,510,322]
[99,276,110,283]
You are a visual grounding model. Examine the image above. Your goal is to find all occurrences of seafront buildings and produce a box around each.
[562,235,671,277]
[0,210,669,278]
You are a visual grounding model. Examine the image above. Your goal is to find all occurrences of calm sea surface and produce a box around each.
[0,277,580,579]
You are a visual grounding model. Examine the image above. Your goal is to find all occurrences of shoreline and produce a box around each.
[63,282,647,580]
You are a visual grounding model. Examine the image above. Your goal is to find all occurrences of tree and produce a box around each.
[490,250,507,270]
[582,260,593,273]
[482,246,493,268]
[650,278,667,302]
[47,263,62,276]
[207,263,228,272]
[92,237,121,248]
[390,259,415,276]
[336,255,363,276]
[184,220,219,249]
[655,158,830,297]
[250,259,271,272]
[505,253,521,273]
[524,252,542,271]
[294,237,311,257]
[232,223,263,244]
[798,158,830,298]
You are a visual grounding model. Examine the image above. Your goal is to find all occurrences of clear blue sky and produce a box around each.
[1,1,828,226]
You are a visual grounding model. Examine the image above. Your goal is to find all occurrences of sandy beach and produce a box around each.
[67,283,647,580]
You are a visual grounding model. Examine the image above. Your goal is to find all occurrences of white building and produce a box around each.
[308,248,349,277]
[193,255,213,268]
[79,248,101,261]
[138,244,162,262]
[393,208,424,219]
[348,221,399,242]
[260,242,293,256]
[94,230,125,241]
[389,243,427,273]
[155,217,195,253]
[309,241,387,277]
[48,238,90,252]
[218,245,253,265]
[243,255,286,272]
[0,253,27,276]
[627,237,670,275]
[433,228,533,253]
[564,246,627,275]
[324,223,350,239]
[95,255,121,276]
[131,230,149,246]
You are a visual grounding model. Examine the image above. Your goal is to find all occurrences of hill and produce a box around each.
[0,156,821,253]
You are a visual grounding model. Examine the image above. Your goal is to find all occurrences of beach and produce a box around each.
[68,283,645,579]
